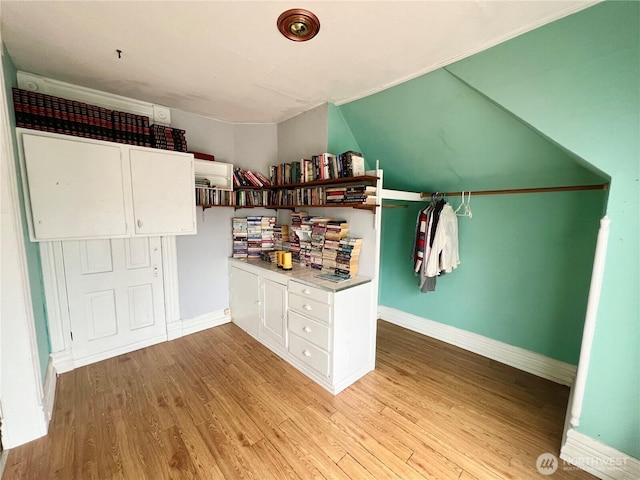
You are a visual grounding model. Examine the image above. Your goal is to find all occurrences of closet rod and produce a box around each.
[420,183,609,198]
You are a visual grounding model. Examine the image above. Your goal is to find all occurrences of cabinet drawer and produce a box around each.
[289,334,329,377]
[288,280,331,305]
[288,310,330,351]
[289,294,331,324]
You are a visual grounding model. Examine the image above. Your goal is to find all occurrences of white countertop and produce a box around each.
[228,258,372,292]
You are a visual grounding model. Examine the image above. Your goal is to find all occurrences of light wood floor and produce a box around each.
[6,320,595,479]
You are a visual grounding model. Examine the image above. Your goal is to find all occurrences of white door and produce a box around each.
[63,237,166,365]
[129,149,196,236]
[229,266,260,337]
[260,279,287,350]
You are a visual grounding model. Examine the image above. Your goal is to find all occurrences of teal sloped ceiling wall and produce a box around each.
[338,68,607,194]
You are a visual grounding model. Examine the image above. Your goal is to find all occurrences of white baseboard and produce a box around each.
[169,309,231,340]
[42,356,57,424]
[50,349,74,374]
[377,305,577,386]
[0,449,8,479]
[73,334,167,369]
[561,429,640,480]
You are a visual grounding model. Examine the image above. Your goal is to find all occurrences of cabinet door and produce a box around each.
[260,279,287,349]
[129,149,196,236]
[229,266,260,337]
[21,134,128,240]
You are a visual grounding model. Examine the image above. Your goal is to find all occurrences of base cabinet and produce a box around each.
[229,259,375,394]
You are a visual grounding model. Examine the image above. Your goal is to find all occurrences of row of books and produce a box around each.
[269,151,365,186]
[195,187,233,206]
[151,124,187,152]
[233,168,272,188]
[197,184,377,208]
[12,87,154,147]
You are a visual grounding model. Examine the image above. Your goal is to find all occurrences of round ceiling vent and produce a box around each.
[277,9,320,42]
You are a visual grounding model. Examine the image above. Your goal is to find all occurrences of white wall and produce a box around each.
[171,109,279,319]
[277,104,328,163]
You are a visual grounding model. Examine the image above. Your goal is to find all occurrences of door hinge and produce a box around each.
[70,331,73,341]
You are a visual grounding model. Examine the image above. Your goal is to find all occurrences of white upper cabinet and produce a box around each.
[18,129,196,241]
[129,149,195,235]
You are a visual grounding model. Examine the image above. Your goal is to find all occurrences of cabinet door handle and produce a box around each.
[255,300,261,305]
[302,326,311,333]
[303,304,312,311]
[303,289,311,295]
[137,219,143,228]
[302,350,311,357]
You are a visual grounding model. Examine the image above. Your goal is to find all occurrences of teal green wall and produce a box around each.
[3,45,51,381]
[446,1,639,458]
[327,103,362,157]
[380,191,605,364]
[338,69,607,193]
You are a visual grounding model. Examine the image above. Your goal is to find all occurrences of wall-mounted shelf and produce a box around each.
[197,175,379,212]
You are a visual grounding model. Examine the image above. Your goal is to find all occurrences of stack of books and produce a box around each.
[321,220,348,274]
[298,216,314,266]
[261,217,276,250]
[150,124,187,152]
[247,217,263,259]
[273,224,290,251]
[343,185,377,205]
[338,151,366,177]
[336,237,363,276]
[289,212,307,263]
[310,219,330,269]
[232,218,248,258]
[112,111,151,146]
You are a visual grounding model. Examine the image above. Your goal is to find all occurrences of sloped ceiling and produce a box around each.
[338,67,607,193]
[0,0,598,124]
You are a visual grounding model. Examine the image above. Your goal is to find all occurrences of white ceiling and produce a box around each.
[1,1,597,124]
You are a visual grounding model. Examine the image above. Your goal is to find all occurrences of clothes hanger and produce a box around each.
[455,191,472,218]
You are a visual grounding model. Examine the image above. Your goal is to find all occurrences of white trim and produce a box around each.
[50,350,74,375]
[168,310,231,340]
[378,306,577,386]
[17,71,167,121]
[71,334,167,369]
[1,43,48,448]
[182,310,231,336]
[42,356,57,424]
[569,216,610,427]
[561,429,640,480]
[161,236,181,329]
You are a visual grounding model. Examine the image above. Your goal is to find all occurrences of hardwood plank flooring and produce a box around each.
[5,320,596,479]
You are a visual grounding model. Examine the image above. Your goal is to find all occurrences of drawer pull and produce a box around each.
[302,326,311,333]
[303,289,311,295]
[302,350,311,357]
[303,304,312,311]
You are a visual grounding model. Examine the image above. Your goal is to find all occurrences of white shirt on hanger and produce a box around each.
[426,203,460,277]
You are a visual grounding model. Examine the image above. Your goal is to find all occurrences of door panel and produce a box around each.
[125,237,151,269]
[63,237,166,362]
[128,284,155,330]
[80,239,114,274]
[85,290,118,340]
